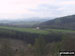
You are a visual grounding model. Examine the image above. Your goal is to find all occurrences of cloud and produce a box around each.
[28,0,75,18]
[0,0,75,19]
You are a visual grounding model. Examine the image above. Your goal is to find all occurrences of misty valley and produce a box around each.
[0,15,74,56]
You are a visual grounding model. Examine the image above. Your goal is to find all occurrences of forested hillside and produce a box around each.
[0,26,65,44]
[39,15,75,30]
[0,26,74,56]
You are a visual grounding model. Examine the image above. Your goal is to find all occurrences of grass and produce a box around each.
[0,26,75,35]
[0,26,49,35]
[47,29,75,33]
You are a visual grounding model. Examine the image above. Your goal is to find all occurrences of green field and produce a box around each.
[47,29,75,33]
[0,26,75,35]
[0,26,49,35]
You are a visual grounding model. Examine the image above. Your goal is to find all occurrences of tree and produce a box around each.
[0,39,14,56]
[34,37,47,56]
[61,35,75,51]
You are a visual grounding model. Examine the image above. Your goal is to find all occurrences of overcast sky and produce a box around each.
[0,0,75,19]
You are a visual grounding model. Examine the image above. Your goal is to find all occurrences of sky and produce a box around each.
[0,0,75,20]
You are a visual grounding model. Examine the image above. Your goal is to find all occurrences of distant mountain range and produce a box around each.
[38,15,75,30]
[0,18,51,27]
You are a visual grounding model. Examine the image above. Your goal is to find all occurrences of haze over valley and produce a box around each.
[0,0,75,56]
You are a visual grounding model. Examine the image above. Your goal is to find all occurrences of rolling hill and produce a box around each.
[38,15,75,30]
[0,26,75,44]
[0,18,50,28]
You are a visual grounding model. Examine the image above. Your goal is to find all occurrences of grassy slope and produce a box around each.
[0,26,75,35]
[0,26,49,35]
[47,29,75,33]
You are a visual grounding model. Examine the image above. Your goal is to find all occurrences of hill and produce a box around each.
[0,18,50,28]
[39,15,75,30]
[0,26,75,44]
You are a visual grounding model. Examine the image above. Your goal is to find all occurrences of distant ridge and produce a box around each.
[0,18,50,28]
[39,15,75,30]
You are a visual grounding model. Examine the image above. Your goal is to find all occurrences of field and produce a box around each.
[0,25,75,43]
[0,26,74,56]
[0,26,49,35]
[0,26,75,34]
